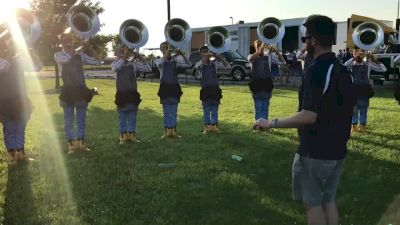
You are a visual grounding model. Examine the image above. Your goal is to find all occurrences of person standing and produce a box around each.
[112,49,152,144]
[344,49,386,132]
[54,31,102,154]
[0,40,39,164]
[342,48,352,64]
[255,15,356,225]
[155,42,191,138]
[248,40,282,131]
[195,45,230,133]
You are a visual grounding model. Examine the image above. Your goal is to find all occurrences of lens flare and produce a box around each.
[1,1,84,223]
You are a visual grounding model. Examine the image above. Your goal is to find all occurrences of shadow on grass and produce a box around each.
[4,164,43,225]
[369,106,400,113]
[350,132,399,152]
[46,105,400,225]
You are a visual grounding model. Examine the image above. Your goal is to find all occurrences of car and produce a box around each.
[369,53,400,86]
[187,50,252,81]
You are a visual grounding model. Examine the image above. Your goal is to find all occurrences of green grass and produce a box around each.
[0,79,399,225]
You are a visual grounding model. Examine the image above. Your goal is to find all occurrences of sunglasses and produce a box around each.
[301,36,312,43]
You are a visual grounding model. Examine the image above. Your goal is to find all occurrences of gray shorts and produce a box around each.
[292,153,344,206]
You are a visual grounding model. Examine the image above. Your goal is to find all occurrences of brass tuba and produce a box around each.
[164,18,192,49]
[257,17,285,45]
[67,4,100,38]
[119,19,148,49]
[352,21,384,50]
[0,8,41,46]
[206,26,231,54]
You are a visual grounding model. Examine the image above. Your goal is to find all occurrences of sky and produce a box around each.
[2,0,399,55]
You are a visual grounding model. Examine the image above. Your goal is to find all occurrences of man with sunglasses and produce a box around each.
[255,15,356,225]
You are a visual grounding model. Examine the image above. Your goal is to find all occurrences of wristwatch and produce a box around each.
[273,118,278,128]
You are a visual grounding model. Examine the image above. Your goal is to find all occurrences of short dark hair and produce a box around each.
[199,45,209,52]
[303,15,336,47]
[160,41,168,48]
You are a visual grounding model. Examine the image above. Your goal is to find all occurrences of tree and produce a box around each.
[81,34,113,59]
[31,0,104,90]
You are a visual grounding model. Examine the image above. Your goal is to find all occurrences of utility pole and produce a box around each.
[167,0,171,21]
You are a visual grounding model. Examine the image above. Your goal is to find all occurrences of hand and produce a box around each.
[254,118,272,129]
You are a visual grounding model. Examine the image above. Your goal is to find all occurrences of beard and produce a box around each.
[306,44,315,58]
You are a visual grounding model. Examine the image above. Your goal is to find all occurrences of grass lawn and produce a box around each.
[0,79,399,225]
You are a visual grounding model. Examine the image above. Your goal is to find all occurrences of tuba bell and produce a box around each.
[0,8,41,46]
[257,17,285,45]
[206,26,231,54]
[67,4,100,39]
[352,21,384,50]
[119,19,148,49]
[164,18,192,49]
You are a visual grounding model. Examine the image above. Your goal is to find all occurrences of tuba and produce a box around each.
[352,21,384,51]
[0,8,41,46]
[164,18,192,49]
[67,4,100,39]
[206,26,231,54]
[119,19,148,49]
[257,17,285,45]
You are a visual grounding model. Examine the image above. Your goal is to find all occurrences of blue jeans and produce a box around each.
[203,104,219,125]
[162,104,178,128]
[253,97,271,120]
[352,98,369,125]
[119,110,137,133]
[63,105,87,141]
[2,119,27,151]
[352,105,368,125]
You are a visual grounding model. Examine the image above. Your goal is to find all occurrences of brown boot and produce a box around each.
[67,140,76,155]
[127,132,139,142]
[168,128,176,138]
[160,128,168,139]
[119,133,127,145]
[171,128,181,138]
[77,139,90,152]
[359,124,367,132]
[15,148,34,162]
[351,124,358,133]
[211,124,221,133]
[7,150,17,166]
[203,124,210,134]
